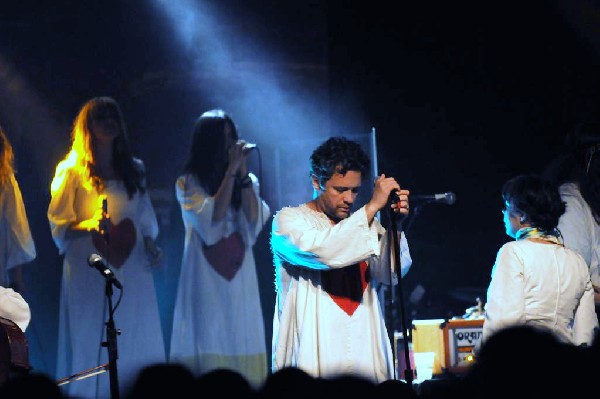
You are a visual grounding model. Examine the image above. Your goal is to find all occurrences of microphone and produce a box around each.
[243,143,257,152]
[411,192,456,205]
[87,254,123,289]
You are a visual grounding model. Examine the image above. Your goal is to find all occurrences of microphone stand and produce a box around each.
[99,197,120,399]
[402,204,423,235]
[387,207,414,387]
[103,278,120,399]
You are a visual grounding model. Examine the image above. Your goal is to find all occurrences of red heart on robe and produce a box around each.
[92,218,137,269]
[202,232,246,281]
[321,261,369,316]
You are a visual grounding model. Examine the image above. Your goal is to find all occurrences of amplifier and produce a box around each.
[443,318,482,374]
[408,317,483,376]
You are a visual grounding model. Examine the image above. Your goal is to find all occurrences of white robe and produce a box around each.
[48,159,165,399]
[270,204,412,383]
[0,173,35,332]
[558,182,600,293]
[483,239,598,346]
[0,173,36,286]
[169,173,270,387]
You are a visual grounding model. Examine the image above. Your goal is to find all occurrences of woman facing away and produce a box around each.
[482,174,598,346]
[47,96,165,398]
[169,109,270,388]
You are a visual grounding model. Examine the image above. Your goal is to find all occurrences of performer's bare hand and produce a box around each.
[391,189,410,215]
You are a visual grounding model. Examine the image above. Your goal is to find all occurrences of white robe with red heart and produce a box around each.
[270,204,412,383]
[48,159,165,398]
[0,173,36,287]
[169,173,270,387]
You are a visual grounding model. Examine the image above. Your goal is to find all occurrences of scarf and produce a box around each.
[516,226,563,245]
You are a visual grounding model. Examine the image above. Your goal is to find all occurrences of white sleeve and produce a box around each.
[47,164,79,255]
[559,193,592,265]
[0,286,31,332]
[572,274,599,346]
[369,229,413,285]
[4,175,36,268]
[271,205,381,270]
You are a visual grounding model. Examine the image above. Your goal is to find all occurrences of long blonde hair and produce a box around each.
[51,96,145,198]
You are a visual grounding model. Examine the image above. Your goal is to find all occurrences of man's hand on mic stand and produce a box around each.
[366,174,410,225]
[391,189,410,216]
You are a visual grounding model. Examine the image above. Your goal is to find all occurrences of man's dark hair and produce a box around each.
[310,136,370,186]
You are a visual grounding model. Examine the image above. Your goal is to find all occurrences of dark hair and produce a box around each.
[543,121,600,219]
[183,109,238,196]
[310,136,370,186]
[502,174,566,232]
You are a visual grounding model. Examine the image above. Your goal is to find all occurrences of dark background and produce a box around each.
[1,0,599,380]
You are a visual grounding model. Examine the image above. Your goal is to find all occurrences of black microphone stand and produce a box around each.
[402,203,423,236]
[387,207,414,387]
[103,278,120,399]
[100,197,120,399]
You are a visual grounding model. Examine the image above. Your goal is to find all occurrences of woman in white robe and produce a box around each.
[169,109,270,388]
[0,125,36,295]
[48,97,165,398]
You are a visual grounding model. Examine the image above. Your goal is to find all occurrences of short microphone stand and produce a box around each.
[100,197,120,399]
[387,207,414,387]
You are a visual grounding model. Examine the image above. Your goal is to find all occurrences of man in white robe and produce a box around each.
[270,136,413,383]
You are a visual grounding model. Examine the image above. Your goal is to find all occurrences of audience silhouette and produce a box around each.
[0,371,65,398]
[458,325,589,398]
[259,366,321,399]
[2,325,595,398]
[375,378,418,398]
[195,368,257,398]
[124,363,196,399]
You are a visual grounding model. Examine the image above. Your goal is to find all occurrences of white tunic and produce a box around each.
[270,204,412,383]
[558,182,600,293]
[483,239,598,346]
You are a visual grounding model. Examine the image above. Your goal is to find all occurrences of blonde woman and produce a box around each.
[48,97,164,398]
